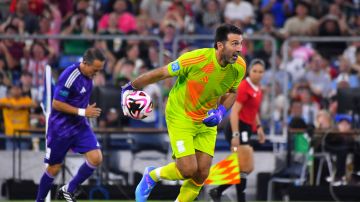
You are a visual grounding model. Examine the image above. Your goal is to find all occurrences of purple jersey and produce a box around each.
[48,63,93,137]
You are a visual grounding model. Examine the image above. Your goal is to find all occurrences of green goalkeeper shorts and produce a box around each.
[166,117,217,158]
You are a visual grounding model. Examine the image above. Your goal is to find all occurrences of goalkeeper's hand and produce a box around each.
[202,105,226,127]
[121,82,136,117]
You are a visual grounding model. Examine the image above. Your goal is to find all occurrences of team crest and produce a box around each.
[171,61,180,72]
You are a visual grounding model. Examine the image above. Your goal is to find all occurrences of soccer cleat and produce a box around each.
[58,185,77,202]
[209,187,222,202]
[135,166,157,202]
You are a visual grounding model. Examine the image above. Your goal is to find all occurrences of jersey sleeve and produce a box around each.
[236,80,249,104]
[53,75,73,102]
[230,57,247,92]
[167,50,205,77]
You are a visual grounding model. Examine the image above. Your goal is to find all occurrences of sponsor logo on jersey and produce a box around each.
[80,87,86,94]
[59,90,69,97]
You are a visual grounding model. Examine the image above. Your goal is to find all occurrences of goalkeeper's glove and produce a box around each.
[121,81,136,117]
[202,105,226,127]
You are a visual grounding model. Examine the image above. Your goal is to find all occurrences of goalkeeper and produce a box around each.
[122,24,246,202]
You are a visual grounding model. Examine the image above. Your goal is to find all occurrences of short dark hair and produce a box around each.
[214,24,243,49]
[83,48,106,64]
[296,0,310,10]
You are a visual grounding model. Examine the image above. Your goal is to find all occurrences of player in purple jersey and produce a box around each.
[36,48,105,202]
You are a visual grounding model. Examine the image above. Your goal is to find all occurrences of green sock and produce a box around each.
[149,162,184,182]
[176,179,203,202]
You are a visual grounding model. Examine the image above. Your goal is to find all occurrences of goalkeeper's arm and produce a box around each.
[131,65,172,89]
[218,91,237,110]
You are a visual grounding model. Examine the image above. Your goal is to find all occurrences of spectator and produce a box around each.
[114,44,144,77]
[255,12,283,40]
[93,40,116,78]
[114,59,135,82]
[260,0,294,28]
[136,15,152,36]
[343,42,360,66]
[349,14,360,36]
[304,54,333,99]
[224,0,254,27]
[326,3,349,34]
[253,40,273,70]
[167,0,194,33]
[0,13,24,34]
[325,114,360,186]
[19,71,33,98]
[350,48,360,76]
[24,42,51,91]
[160,0,193,33]
[316,15,347,60]
[283,41,314,84]
[98,12,124,58]
[288,99,305,123]
[93,71,106,87]
[2,0,38,34]
[0,25,25,71]
[98,0,137,34]
[307,0,328,19]
[315,110,333,130]
[61,9,93,55]
[280,1,317,37]
[36,2,62,58]
[194,0,223,33]
[299,87,319,126]
[0,84,36,150]
[54,0,73,19]
[160,20,187,54]
[333,56,359,89]
[140,0,171,28]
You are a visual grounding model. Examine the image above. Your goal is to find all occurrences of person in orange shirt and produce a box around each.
[0,84,36,149]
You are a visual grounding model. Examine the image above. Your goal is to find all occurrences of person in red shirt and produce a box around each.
[209,59,266,202]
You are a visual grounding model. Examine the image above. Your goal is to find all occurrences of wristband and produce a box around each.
[256,124,262,129]
[232,132,240,138]
[78,108,86,116]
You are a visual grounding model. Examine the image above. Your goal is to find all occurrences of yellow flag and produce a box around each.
[205,152,240,185]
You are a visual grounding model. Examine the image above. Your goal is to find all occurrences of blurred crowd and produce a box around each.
[0,0,359,145]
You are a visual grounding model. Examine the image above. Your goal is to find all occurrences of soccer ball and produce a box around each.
[123,90,153,120]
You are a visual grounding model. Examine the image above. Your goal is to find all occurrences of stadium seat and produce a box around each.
[267,131,311,201]
[127,132,170,185]
[267,152,309,201]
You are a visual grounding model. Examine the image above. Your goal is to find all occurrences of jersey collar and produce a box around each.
[246,77,259,92]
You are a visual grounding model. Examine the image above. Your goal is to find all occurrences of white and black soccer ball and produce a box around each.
[123,90,153,120]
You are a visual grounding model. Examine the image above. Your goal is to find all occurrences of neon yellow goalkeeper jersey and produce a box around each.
[166,48,246,123]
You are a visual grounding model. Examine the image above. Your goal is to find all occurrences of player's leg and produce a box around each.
[176,151,212,202]
[36,164,62,202]
[136,155,198,202]
[151,121,199,181]
[36,131,72,202]
[65,149,102,193]
[65,127,102,194]
[150,155,197,182]
[234,145,254,202]
[231,122,254,202]
[136,119,197,201]
[176,124,216,201]
[210,121,254,202]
